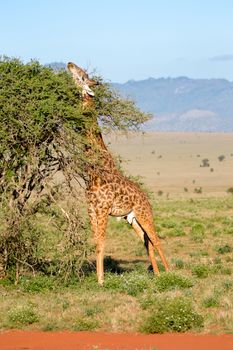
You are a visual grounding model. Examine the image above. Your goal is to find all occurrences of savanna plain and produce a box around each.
[0,132,233,334]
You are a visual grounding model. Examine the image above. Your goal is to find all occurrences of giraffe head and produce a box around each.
[67,62,98,105]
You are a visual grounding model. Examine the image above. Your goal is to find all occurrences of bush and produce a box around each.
[222,280,233,291]
[174,259,185,269]
[140,296,203,333]
[194,187,202,194]
[190,223,205,242]
[200,159,210,167]
[8,306,39,327]
[191,264,211,278]
[104,272,151,296]
[155,272,193,292]
[20,275,57,293]
[216,245,232,254]
[160,219,177,229]
[202,295,220,308]
[73,317,99,331]
[218,155,225,162]
[167,228,186,237]
[227,187,233,195]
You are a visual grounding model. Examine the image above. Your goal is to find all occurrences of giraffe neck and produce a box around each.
[82,103,118,179]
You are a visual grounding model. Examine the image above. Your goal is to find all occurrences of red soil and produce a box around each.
[0,330,232,350]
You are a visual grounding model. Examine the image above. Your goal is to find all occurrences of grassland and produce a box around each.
[0,132,232,334]
[106,132,233,197]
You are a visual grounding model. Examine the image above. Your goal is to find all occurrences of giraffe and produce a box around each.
[67,62,169,285]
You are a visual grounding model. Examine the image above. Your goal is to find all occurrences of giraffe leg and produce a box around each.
[148,240,160,273]
[131,218,160,273]
[88,205,109,285]
[146,224,169,272]
[135,216,169,272]
[96,235,105,285]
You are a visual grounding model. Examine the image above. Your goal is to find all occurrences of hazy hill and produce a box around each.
[45,62,66,71]
[46,62,233,131]
[114,77,233,132]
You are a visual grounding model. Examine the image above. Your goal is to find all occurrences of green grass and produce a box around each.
[202,295,220,308]
[140,296,204,333]
[0,196,233,334]
[155,272,193,291]
[7,306,39,327]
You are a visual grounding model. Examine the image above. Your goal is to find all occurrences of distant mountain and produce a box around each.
[45,62,66,71]
[113,77,233,132]
[46,61,233,131]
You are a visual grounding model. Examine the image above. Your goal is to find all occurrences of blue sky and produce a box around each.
[1,0,233,82]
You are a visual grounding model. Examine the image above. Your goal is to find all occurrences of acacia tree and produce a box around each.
[0,57,150,280]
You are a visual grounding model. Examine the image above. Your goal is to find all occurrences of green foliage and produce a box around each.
[73,317,99,331]
[7,306,39,327]
[0,57,86,279]
[42,321,60,332]
[104,272,152,296]
[202,295,220,308]
[167,228,186,237]
[174,259,185,269]
[140,296,203,333]
[216,244,232,254]
[191,264,211,278]
[160,219,177,229]
[155,272,193,292]
[20,275,57,293]
[222,280,233,291]
[190,223,205,242]
[93,80,151,131]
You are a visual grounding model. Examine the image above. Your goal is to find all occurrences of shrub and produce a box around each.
[227,187,233,195]
[155,272,193,292]
[8,306,39,327]
[190,223,205,242]
[42,321,59,332]
[174,259,185,269]
[194,187,202,194]
[202,295,220,308]
[191,264,210,278]
[73,317,99,331]
[219,267,232,275]
[200,158,210,167]
[218,155,225,162]
[140,296,203,333]
[20,275,57,293]
[167,228,186,237]
[216,245,232,255]
[161,220,177,229]
[104,272,151,296]
[222,280,233,291]
[225,227,233,235]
